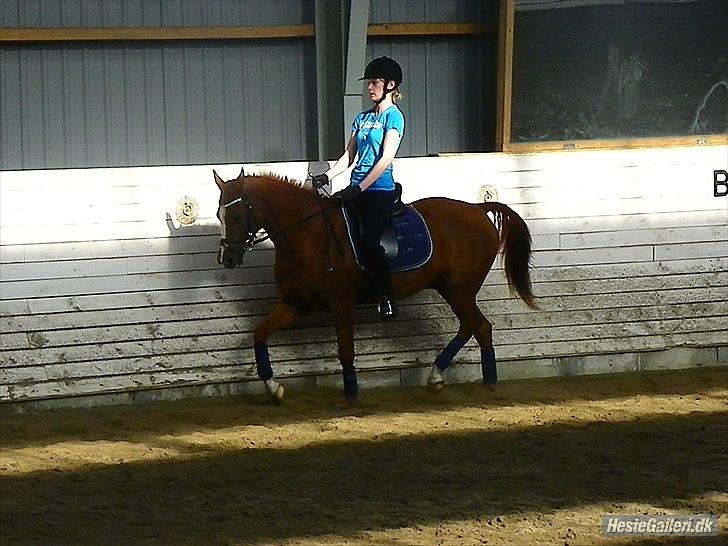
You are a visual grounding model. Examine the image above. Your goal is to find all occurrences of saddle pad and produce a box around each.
[342,204,433,274]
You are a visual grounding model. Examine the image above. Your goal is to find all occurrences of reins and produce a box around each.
[221,187,344,268]
[246,198,341,249]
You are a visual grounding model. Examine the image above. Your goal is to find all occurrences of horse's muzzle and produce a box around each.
[218,246,244,269]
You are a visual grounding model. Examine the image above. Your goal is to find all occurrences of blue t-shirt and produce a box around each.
[350,105,405,191]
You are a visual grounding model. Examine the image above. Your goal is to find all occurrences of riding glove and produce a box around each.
[311,173,330,189]
[333,185,362,205]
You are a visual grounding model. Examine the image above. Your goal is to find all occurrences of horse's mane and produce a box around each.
[253,172,321,199]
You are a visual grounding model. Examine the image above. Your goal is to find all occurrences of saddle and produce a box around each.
[341,183,433,274]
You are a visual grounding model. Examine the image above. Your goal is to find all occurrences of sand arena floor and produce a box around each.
[1,367,726,545]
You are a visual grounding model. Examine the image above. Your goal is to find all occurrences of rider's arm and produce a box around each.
[324,133,358,180]
[357,129,401,191]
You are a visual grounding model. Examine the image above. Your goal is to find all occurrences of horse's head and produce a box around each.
[214,167,259,269]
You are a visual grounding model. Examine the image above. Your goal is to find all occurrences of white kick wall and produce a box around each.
[1,145,726,407]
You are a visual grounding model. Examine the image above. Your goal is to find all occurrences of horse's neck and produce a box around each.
[250,179,322,243]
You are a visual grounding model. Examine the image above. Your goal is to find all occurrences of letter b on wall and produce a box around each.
[714,170,728,197]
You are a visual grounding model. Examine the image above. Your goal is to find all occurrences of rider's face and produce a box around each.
[367,78,393,101]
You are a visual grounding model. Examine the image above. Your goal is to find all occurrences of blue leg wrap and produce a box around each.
[482,347,497,385]
[254,343,273,381]
[343,370,359,399]
[435,336,468,371]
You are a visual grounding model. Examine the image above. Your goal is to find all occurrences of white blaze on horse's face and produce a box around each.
[217,195,245,268]
[218,201,227,240]
[216,202,227,266]
[214,169,233,266]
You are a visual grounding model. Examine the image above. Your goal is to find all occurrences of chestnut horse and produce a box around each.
[214,168,537,404]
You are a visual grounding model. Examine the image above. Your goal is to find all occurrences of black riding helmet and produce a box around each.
[359,56,402,104]
[360,56,403,87]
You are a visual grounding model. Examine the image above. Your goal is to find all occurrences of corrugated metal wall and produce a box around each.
[0,0,316,170]
[369,0,497,156]
[1,42,316,168]
[1,0,498,170]
[366,39,494,157]
[0,0,309,30]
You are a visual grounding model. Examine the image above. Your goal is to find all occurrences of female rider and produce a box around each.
[312,56,405,319]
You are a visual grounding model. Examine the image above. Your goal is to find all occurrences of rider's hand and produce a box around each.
[333,185,362,205]
[311,173,330,189]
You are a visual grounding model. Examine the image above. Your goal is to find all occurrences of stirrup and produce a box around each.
[378,296,398,320]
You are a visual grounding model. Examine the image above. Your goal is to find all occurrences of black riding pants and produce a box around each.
[354,189,396,295]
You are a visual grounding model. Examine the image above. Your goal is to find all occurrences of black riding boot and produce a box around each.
[370,252,397,320]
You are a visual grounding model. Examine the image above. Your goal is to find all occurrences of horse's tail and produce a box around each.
[480,202,538,309]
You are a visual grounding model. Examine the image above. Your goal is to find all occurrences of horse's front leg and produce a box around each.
[333,307,357,404]
[253,300,300,404]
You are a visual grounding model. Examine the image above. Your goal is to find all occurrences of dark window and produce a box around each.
[511,0,727,142]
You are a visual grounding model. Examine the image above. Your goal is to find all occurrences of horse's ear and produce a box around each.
[237,166,245,180]
[213,170,225,190]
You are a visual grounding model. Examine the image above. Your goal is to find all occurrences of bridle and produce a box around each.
[218,195,261,261]
[219,187,342,265]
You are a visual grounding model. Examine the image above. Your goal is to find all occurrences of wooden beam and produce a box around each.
[0,22,495,44]
[495,0,515,151]
[503,134,728,153]
[367,22,494,36]
[0,25,315,43]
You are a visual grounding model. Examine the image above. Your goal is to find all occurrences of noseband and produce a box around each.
[219,196,261,260]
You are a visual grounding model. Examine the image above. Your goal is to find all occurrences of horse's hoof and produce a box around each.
[270,384,285,405]
[483,383,497,392]
[427,381,444,394]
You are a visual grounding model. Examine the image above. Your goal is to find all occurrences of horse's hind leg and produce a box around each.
[253,301,301,404]
[427,289,482,392]
[441,294,498,389]
[473,317,497,390]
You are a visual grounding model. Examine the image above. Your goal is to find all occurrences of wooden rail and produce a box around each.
[496,0,514,151]
[0,22,494,43]
[504,134,728,152]
[0,25,315,42]
[368,22,493,36]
